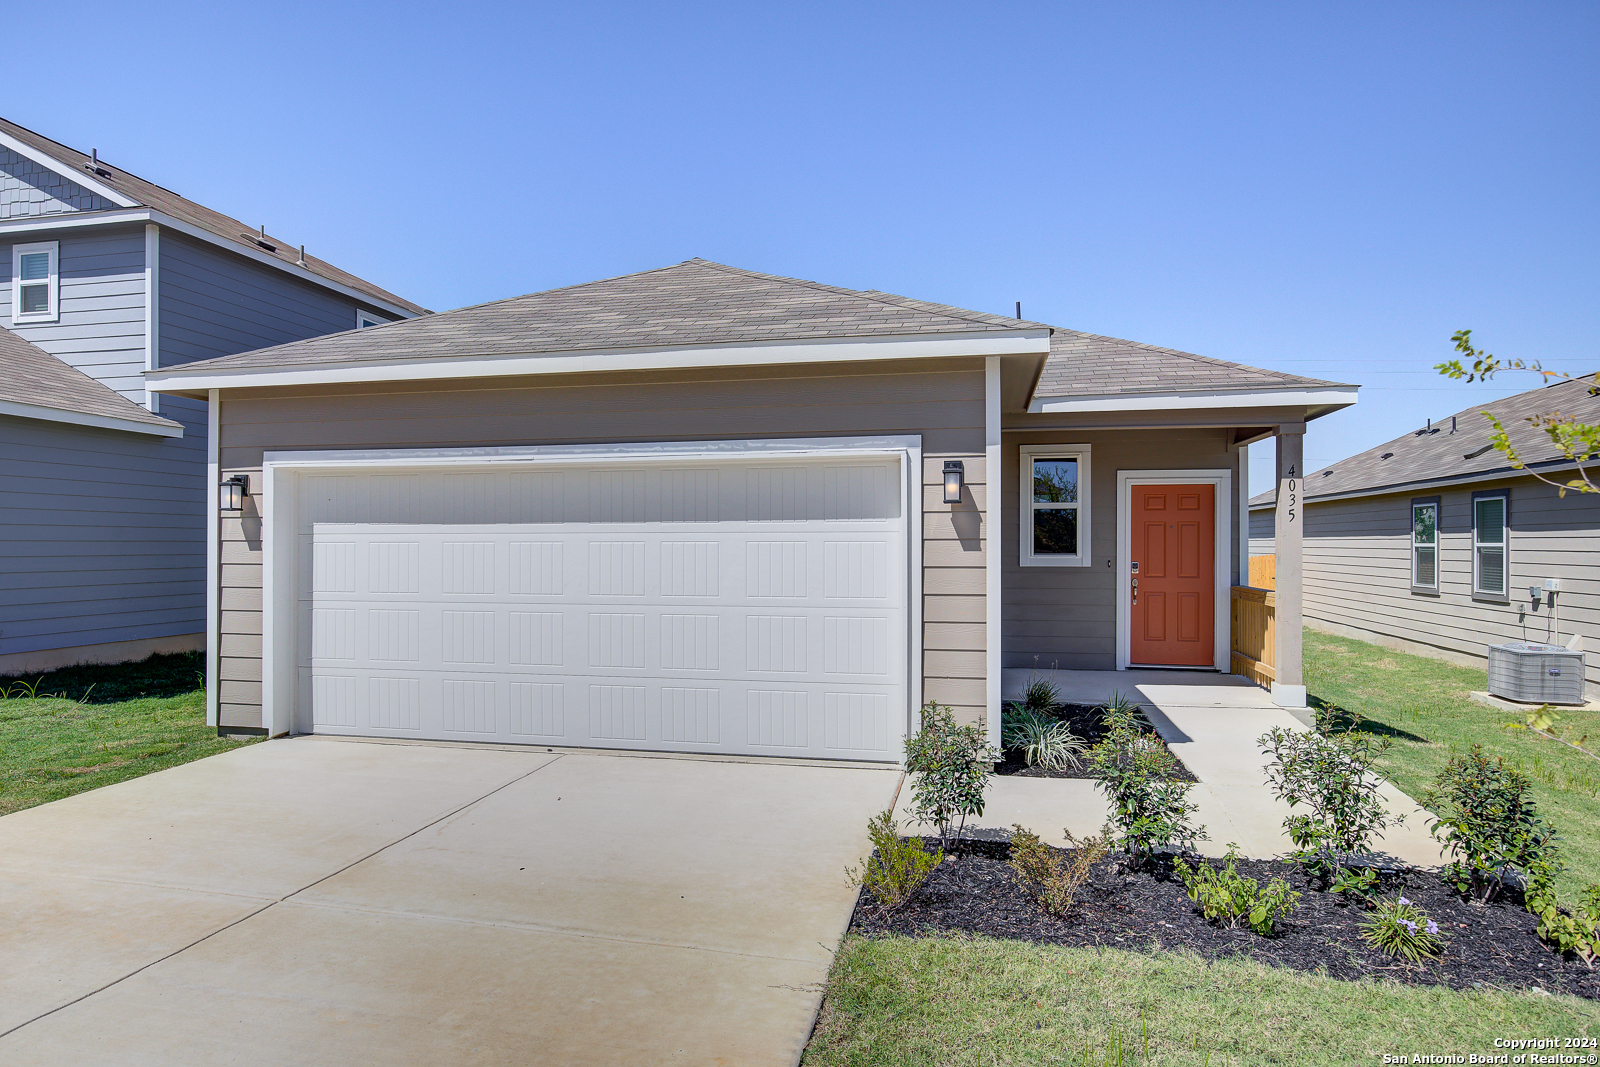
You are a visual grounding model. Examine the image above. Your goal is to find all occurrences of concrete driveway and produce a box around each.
[0,737,899,1065]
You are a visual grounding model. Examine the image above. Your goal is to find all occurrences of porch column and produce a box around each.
[1273,424,1307,707]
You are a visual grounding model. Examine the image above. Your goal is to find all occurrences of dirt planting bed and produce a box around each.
[850,838,1600,1000]
[996,703,1198,782]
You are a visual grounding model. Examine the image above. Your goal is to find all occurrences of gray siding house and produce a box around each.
[0,116,426,676]
[1250,376,1600,698]
[149,259,1353,750]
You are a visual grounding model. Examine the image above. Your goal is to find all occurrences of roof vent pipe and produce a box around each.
[1015,301,1021,320]
[298,244,306,267]
[1450,416,1457,434]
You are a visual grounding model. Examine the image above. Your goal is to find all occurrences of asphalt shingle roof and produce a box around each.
[0,326,181,432]
[1250,375,1600,506]
[149,259,1053,373]
[1034,330,1348,398]
[0,116,427,316]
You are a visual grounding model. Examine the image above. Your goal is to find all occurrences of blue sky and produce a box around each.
[10,2,1596,494]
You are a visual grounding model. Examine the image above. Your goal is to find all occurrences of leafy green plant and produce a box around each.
[1002,709,1086,770]
[1423,743,1559,902]
[1088,698,1204,865]
[0,678,54,700]
[904,701,998,851]
[1329,865,1380,901]
[1360,896,1447,963]
[1009,823,1111,917]
[1019,675,1061,714]
[1173,847,1299,935]
[1259,716,1399,887]
[1523,859,1600,968]
[846,810,943,908]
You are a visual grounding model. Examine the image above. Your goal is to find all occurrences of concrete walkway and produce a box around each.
[894,670,1443,866]
[0,737,898,1066]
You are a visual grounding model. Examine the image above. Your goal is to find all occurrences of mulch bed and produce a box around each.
[851,838,1600,1000]
[996,703,1198,782]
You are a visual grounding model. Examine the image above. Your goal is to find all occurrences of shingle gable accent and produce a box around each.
[0,147,113,219]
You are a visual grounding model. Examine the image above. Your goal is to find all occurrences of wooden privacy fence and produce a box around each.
[1231,585,1276,686]
[1248,554,1276,590]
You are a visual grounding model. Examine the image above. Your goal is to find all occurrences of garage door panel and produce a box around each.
[298,456,907,761]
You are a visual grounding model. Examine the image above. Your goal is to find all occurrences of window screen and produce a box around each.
[1474,494,1507,596]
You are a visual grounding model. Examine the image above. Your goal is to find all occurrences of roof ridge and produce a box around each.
[688,260,1036,333]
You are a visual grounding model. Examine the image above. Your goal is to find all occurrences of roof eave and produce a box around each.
[147,328,1053,393]
[0,397,183,437]
[1026,385,1358,417]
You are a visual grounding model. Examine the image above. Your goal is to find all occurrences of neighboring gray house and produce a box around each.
[1250,375,1600,697]
[148,258,1353,748]
[1,116,426,675]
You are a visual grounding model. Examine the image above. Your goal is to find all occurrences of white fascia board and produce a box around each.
[263,433,924,469]
[149,330,1053,393]
[1028,386,1359,415]
[1279,459,1587,508]
[0,208,420,321]
[0,397,183,437]
[0,131,141,208]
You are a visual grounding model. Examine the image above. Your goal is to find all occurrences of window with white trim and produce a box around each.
[1411,498,1438,592]
[12,241,59,324]
[1019,444,1091,566]
[1473,490,1509,598]
[355,309,386,328]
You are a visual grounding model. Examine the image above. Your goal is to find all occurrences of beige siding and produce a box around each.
[1001,427,1241,671]
[1301,477,1600,696]
[215,358,989,730]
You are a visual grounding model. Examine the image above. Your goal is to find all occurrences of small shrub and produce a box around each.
[1525,861,1600,968]
[1019,675,1061,713]
[1423,743,1559,902]
[1087,695,1204,864]
[904,701,998,851]
[1002,709,1086,770]
[1173,848,1300,935]
[845,810,943,908]
[1360,896,1448,962]
[1259,719,1398,887]
[1329,864,1380,901]
[1009,823,1112,917]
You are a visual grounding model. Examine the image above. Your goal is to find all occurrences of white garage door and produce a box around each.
[296,457,908,761]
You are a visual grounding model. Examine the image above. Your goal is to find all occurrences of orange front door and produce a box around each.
[1130,484,1215,667]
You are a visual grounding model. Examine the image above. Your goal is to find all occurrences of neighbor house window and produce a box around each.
[12,241,59,324]
[355,309,386,328]
[1019,443,1091,567]
[1472,490,1510,598]
[1410,497,1439,593]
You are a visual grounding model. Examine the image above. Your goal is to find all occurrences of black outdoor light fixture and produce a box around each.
[943,460,964,504]
[219,474,249,513]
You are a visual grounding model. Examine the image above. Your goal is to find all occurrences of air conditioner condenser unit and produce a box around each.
[1487,642,1587,706]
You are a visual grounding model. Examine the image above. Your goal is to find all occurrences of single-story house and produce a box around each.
[0,115,425,675]
[1250,374,1599,698]
[149,259,1356,754]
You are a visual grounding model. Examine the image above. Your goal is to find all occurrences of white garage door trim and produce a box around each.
[260,436,922,761]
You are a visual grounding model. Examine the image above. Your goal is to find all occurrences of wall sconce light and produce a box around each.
[943,460,964,504]
[219,474,249,513]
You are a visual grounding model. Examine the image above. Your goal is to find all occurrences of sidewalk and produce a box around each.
[894,671,1443,867]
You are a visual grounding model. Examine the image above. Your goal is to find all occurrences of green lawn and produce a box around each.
[0,654,257,817]
[1304,628,1600,898]
[803,934,1599,1066]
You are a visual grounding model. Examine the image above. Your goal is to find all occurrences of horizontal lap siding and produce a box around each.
[1001,428,1240,671]
[0,403,207,658]
[216,358,989,730]
[159,232,381,369]
[1,227,148,402]
[1302,479,1600,695]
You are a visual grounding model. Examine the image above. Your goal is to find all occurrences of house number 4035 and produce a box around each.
[1286,464,1297,523]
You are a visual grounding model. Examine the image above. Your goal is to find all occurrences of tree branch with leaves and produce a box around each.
[1436,329,1600,497]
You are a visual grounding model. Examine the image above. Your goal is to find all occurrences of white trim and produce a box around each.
[1411,500,1439,591]
[1472,490,1510,597]
[143,223,160,412]
[1018,443,1092,567]
[0,397,182,437]
[1115,469,1233,672]
[355,308,387,329]
[0,208,421,320]
[259,435,924,745]
[205,390,220,728]
[1029,386,1359,415]
[0,130,141,208]
[984,356,1002,749]
[11,240,59,324]
[149,330,1053,393]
